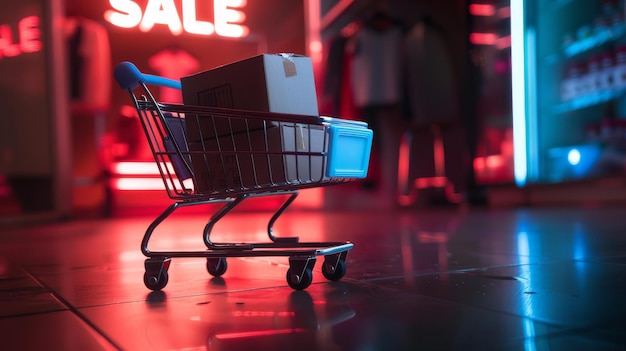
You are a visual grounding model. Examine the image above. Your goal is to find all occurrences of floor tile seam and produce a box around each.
[475,325,615,351]
[359,263,529,283]
[356,280,545,327]
[21,267,124,351]
[360,257,609,284]
[528,322,626,344]
[51,283,309,310]
[0,263,70,318]
[369,284,585,334]
[574,257,626,266]
[0,308,70,320]
[72,278,396,309]
[358,275,626,335]
[72,287,290,309]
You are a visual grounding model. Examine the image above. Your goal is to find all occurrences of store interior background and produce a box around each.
[3,0,626,222]
[0,0,471,221]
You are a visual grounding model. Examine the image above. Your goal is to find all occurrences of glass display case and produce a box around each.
[513,0,626,185]
[468,0,515,185]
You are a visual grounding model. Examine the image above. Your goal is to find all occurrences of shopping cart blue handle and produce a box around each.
[114,61,182,91]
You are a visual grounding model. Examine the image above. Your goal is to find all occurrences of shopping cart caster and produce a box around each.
[206,257,227,277]
[322,254,347,281]
[144,257,171,291]
[287,257,316,290]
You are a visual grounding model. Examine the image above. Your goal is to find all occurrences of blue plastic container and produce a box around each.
[322,117,373,179]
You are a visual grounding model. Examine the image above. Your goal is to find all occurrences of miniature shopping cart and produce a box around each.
[113,62,373,291]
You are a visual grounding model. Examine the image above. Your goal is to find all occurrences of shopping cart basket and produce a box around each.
[113,62,373,291]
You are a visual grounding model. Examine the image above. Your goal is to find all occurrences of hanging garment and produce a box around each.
[350,23,404,108]
[404,21,458,124]
[65,17,111,113]
[321,35,348,116]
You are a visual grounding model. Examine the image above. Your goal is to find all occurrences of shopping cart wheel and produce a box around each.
[286,267,313,290]
[322,258,346,281]
[143,270,169,291]
[287,257,316,290]
[206,258,227,277]
[144,257,171,291]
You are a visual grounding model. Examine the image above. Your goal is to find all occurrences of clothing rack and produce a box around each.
[320,0,379,40]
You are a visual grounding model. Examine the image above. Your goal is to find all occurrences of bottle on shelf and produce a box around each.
[561,61,584,101]
[600,50,616,91]
[600,117,614,144]
[612,45,626,89]
[593,15,609,37]
[586,122,600,143]
[586,55,602,95]
[602,0,619,19]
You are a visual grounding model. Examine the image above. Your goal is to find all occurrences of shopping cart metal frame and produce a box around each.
[114,62,367,291]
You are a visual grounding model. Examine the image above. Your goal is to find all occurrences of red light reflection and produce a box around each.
[232,311,295,317]
[470,32,497,45]
[213,328,306,340]
[469,4,496,16]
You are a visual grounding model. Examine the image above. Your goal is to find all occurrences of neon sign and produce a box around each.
[104,0,249,38]
[0,16,42,60]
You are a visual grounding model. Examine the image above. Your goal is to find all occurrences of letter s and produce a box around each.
[104,0,143,28]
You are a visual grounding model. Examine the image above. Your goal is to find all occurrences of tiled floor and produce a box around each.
[1,202,626,350]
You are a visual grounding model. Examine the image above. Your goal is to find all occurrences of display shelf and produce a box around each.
[563,23,626,59]
[539,0,574,14]
[553,88,626,114]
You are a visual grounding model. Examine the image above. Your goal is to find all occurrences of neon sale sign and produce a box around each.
[104,0,249,38]
[0,16,42,60]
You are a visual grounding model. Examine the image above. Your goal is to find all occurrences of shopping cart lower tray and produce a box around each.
[113,62,373,290]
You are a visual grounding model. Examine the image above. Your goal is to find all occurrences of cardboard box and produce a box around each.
[181,54,319,143]
[188,123,326,193]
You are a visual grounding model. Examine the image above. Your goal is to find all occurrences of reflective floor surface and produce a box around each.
[1,202,626,350]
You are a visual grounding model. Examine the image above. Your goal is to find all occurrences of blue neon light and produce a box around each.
[567,149,581,166]
[511,0,527,186]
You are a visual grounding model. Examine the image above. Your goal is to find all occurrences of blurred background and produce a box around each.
[3,0,626,221]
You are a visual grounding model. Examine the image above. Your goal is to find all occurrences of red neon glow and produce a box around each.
[417,231,448,244]
[473,155,505,171]
[105,0,142,28]
[111,164,322,207]
[433,131,445,177]
[498,6,511,19]
[496,35,511,49]
[309,40,322,63]
[474,157,485,169]
[486,155,504,168]
[231,311,296,317]
[397,133,410,193]
[298,188,323,208]
[104,0,249,38]
[470,32,497,45]
[113,178,167,190]
[306,0,322,64]
[0,16,42,60]
[469,4,496,16]
[111,161,186,190]
[139,0,184,35]
[397,133,412,206]
[0,25,20,57]
[182,0,214,35]
[214,328,306,340]
[415,176,448,189]
[473,154,514,183]
[214,0,249,37]
[18,16,41,52]
[113,161,170,175]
